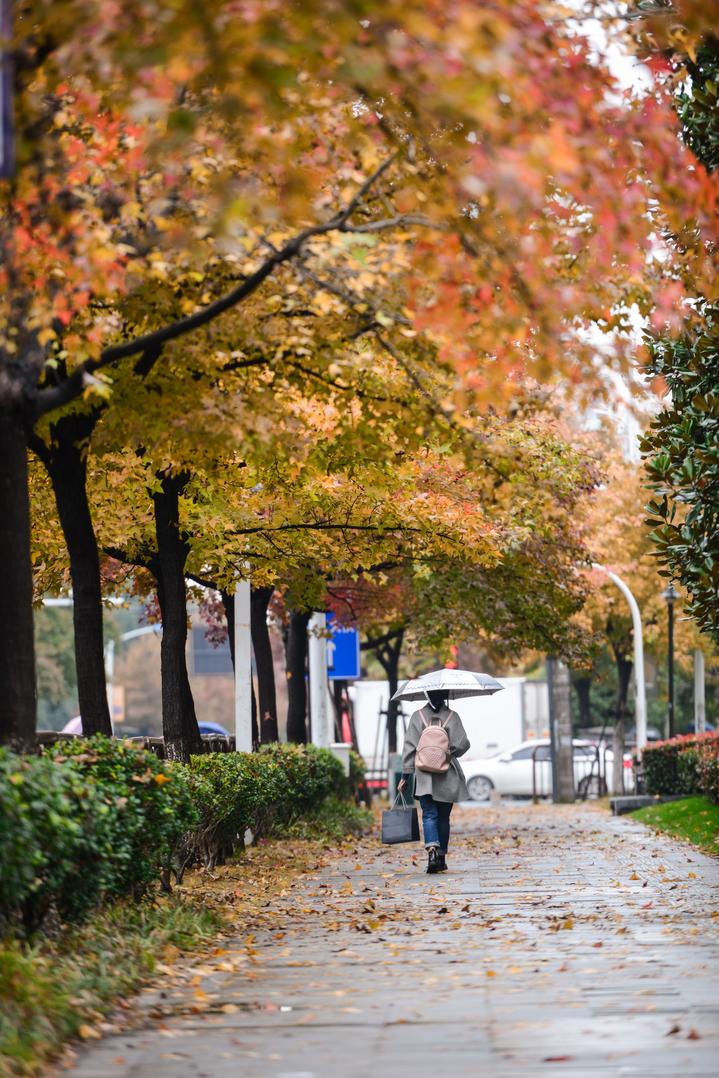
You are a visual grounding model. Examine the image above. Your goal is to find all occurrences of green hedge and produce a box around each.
[175,743,348,871]
[0,739,196,936]
[0,739,357,936]
[696,748,719,805]
[643,732,719,801]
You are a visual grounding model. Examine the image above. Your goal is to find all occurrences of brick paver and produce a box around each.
[68,802,719,1077]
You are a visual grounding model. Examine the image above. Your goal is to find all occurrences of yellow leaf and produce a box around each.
[77,1024,101,1040]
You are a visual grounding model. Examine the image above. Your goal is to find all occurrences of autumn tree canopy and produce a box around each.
[3,0,719,747]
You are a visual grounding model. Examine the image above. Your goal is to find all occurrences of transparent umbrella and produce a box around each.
[390,668,504,702]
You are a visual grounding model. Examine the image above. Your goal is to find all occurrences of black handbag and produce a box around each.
[381,790,420,844]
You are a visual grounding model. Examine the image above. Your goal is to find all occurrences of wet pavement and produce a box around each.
[67,802,719,1077]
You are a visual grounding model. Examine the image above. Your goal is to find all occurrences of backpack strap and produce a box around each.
[421,706,452,729]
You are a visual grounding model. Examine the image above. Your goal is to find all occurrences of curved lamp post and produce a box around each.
[592,563,647,751]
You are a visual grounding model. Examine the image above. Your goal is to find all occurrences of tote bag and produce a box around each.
[381,790,420,845]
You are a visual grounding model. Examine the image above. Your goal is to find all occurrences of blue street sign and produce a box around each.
[326,613,361,680]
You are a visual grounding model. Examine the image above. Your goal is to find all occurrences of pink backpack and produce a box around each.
[415,710,451,773]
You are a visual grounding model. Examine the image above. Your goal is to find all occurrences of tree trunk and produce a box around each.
[611,653,633,795]
[549,658,575,803]
[39,415,112,736]
[572,672,592,730]
[0,411,37,750]
[153,474,201,762]
[370,628,404,753]
[251,586,278,743]
[285,609,310,743]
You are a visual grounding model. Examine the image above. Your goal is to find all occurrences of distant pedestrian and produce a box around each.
[398,690,470,874]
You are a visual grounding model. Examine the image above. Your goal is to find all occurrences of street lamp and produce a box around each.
[662,583,678,739]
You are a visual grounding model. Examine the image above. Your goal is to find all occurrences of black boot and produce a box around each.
[427,847,441,874]
[438,853,447,872]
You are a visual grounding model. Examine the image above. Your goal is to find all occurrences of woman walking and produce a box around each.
[398,689,470,874]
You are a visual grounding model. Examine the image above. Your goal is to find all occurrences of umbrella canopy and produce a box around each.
[391,668,504,702]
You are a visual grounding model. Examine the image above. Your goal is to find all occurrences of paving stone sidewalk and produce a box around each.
[68,802,719,1078]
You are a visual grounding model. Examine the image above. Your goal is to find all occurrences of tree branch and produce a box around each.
[31,153,402,420]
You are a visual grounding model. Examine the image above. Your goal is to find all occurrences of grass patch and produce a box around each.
[0,897,220,1077]
[632,795,719,856]
[271,795,372,841]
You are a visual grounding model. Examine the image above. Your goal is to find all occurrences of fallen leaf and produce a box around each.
[77,1024,101,1041]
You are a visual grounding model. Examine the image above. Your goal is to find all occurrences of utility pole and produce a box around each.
[234,577,253,751]
[694,649,706,734]
[308,612,330,748]
[548,657,575,803]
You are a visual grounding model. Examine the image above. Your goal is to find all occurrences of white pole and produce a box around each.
[694,649,706,734]
[234,577,253,752]
[308,612,330,747]
[592,564,647,751]
[104,639,115,733]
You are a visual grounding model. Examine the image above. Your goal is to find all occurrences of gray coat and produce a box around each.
[402,705,470,802]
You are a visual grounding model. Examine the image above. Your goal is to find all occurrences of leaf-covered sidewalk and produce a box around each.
[66,803,719,1077]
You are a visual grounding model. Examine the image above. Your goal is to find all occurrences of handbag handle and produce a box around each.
[392,788,410,809]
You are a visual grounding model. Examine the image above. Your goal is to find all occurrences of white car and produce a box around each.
[462,738,633,801]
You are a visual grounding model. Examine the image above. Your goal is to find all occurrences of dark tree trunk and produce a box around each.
[221,589,235,667]
[37,413,112,736]
[285,609,310,743]
[611,652,633,795]
[153,474,201,762]
[371,628,404,753]
[572,673,593,730]
[0,411,37,750]
[251,586,278,743]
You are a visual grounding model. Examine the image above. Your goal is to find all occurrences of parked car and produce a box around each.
[462,738,633,801]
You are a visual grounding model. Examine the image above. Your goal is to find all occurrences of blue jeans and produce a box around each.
[418,795,453,852]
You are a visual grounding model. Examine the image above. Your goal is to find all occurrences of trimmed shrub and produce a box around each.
[0,739,357,934]
[643,732,719,796]
[177,743,347,870]
[45,737,196,904]
[676,748,705,796]
[0,739,195,935]
[696,744,719,805]
[349,750,367,799]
